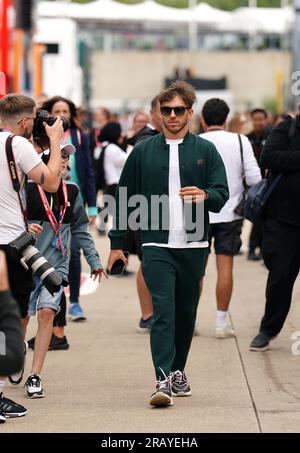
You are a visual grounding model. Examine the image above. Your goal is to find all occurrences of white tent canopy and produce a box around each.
[217,6,294,34]
[37,0,294,33]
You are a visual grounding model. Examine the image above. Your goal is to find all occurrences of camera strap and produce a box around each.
[5,134,29,231]
[37,181,68,256]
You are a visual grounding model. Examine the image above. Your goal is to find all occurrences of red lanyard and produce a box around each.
[37,182,68,255]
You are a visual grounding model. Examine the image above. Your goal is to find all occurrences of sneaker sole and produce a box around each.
[172,390,192,397]
[0,415,6,423]
[5,410,27,418]
[48,344,70,351]
[249,344,270,352]
[26,391,45,399]
[68,316,87,322]
[149,392,173,407]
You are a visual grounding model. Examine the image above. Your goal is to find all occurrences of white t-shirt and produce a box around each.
[143,138,208,249]
[103,142,129,186]
[201,130,261,224]
[0,131,42,244]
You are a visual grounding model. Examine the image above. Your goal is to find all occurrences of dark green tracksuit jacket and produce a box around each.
[109,132,229,380]
[109,132,229,247]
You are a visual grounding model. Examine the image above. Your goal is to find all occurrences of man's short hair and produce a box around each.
[202,98,230,126]
[158,81,196,109]
[0,94,35,122]
[151,95,160,111]
[250,108,268,118]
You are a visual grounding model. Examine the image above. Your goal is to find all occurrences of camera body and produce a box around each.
[32,110,69,149]
[8,231,63,296]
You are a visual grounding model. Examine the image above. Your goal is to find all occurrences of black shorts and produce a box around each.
[0,244,34,319]
[208,220,243,256]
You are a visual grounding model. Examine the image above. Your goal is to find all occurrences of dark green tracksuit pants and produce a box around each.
[142,246,207,380]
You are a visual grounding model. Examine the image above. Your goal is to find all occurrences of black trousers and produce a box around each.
[260,218,300,337]
[249,219,263,252]
[53,291,67,328]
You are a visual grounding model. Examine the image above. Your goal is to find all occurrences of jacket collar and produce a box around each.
[158,130,193,147]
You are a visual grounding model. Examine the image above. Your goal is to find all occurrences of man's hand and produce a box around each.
[91,268,108,283]
[107,250,128,273]
[179,186,207,203]
[0,251,9,292]
[28,223,43,236]
[45,117,64,142]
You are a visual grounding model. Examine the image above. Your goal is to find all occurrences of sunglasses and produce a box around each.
[160,106,189,117]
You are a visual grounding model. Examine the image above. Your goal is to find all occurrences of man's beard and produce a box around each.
[164,119,188,135]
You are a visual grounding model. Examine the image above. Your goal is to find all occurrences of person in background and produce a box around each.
[200,98,261,338]
[227,113,247,134]
[22,145,105,399]
[42,96,97,322]
[127,111,149,140]
[250,109,300,351]
[246,108,271,261]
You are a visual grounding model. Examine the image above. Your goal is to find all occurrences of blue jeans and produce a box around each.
[69,235,81,304]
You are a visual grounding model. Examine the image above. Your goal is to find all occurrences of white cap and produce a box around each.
[60,143,76,155]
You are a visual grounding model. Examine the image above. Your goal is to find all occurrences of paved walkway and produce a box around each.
[2,224,300,433]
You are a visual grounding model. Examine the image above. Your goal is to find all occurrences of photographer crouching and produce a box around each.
[0,94,64,419]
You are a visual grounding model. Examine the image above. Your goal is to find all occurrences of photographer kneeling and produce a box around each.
[0,94,64,418]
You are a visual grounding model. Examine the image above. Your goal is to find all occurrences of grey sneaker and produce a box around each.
[171,370,191,397]
[249,332,272,351]
[149,375,173,407]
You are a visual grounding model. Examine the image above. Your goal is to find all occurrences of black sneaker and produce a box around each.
[27,334,70,351]
[249,332,272,351]
[136,316,152,334]
[8,341,27,385]
[0,409,6,424]
[48,334,69,351]
[24,374,45,399]
[0,393,27,417]
[149,376,173,407]
[171,370,192,397]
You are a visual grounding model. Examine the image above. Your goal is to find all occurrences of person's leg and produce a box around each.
[171,249,206,374]
[68,236,86,321]
[136,265,153,320]
[142,247,177,407]
[53,291,67,338]
[142,247,176,381]
[259,220,300,337]
[31,308,56,375]
[213,221,242,336]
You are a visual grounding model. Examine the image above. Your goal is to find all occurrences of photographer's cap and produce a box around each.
[61,143,76,155]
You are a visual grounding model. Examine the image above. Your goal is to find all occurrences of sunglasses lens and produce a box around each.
[161,107,172,117]
[160,106,187,117]
[174,107,187,116]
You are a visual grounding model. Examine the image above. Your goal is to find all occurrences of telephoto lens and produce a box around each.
[21,246,62,296]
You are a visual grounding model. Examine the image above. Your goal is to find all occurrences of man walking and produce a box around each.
[250,111,300,351]
[200,98,261,338]
[108,81,229,407]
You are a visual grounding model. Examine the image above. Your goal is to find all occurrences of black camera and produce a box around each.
[32,110,69,149]
[8,231,63,296]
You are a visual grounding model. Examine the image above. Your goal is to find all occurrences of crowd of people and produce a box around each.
[0,81,300,420]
